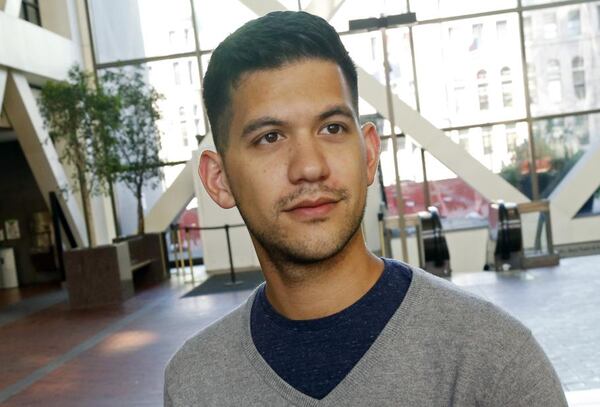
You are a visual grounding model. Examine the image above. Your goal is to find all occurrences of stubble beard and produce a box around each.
[237,184,367,282]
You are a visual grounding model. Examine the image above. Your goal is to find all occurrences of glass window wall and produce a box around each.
[87,0,600,233]
[409,0,516,21]
[413,13,526,128]
[524,2,600,116]
[89,0,194,63]
[532,112,600,198]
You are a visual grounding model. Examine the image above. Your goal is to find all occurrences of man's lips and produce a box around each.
[285,197,339,211]
[283,197,340,218]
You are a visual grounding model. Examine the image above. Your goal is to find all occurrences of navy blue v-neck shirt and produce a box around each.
[250,258,412,400]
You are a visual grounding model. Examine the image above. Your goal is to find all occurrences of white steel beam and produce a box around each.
[549,139,600,220]
[4,71,86,246]
[1,0,21,17]
[0,68,7,112]
[144,159,195,233]
[304,0,346,20]
[238,0,286,16]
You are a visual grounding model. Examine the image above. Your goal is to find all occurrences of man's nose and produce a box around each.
[287,135,331,185]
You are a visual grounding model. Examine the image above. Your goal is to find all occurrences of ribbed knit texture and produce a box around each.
[165,262,567,406]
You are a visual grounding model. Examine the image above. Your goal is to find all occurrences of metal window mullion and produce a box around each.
[406,0,431,208]
[95,51,199,70]
[517,0,540,200]
[189,0,211,137]
[83,0,122,237]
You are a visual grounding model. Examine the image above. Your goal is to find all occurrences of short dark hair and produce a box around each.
[202,11,358,154]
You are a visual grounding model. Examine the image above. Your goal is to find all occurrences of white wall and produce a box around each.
[391,227,489,274]
[193,148,259,274]
[0,10,81,81]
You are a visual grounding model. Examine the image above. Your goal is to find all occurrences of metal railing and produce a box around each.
[169,223,247,285]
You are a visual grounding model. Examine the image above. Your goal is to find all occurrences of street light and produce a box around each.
[349,12,417,263]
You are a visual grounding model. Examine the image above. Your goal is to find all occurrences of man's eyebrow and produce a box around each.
[241,117,287,138]
[318,105,356,122]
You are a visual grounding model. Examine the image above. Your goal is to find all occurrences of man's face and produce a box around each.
[201,59,380,265]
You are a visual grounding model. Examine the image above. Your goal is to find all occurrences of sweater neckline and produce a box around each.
[239,263,428,407]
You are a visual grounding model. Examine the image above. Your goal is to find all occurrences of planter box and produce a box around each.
[64,233,167,308]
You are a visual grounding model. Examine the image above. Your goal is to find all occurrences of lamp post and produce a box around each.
[349,13,417,263]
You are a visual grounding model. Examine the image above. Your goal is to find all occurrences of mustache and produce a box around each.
[276,184,349,212]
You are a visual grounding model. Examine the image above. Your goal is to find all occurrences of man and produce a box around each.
[165,11,567,406]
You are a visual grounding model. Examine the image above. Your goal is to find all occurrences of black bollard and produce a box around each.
[224,224,238,285]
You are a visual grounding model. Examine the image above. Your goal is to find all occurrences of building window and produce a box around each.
[547,59,562,103]
[470,24,483,51]
[173,62,181,85]
[575,115,589,145]
[527,64,537,105]
[543,13,558,39]
[496,20,507,41]
[370,37,377,60]
[523,16,533,41]
[572,56,585,99]
[187,61,194,84]
[477,69,489,110]
[168,30,175,44]
[454,84,466,113]
[184,28,190,44]
[501,67,513,108]
[178,106,185,116]
[506,124,517,154]
[181,122,188,147]
[567,9,581,37]
[458,129,469,151]
[195,119,201,134]
[20,0,41,26]
[482,127,493,156]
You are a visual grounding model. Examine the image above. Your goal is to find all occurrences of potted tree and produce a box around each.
[39,65,121,246]
[100,65,164,235]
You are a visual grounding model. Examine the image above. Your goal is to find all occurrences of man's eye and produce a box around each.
[258,132,282,144]
[323,124,343,135]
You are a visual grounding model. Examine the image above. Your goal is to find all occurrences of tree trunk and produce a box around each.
[136,184,145,235]
[77,167,96,247]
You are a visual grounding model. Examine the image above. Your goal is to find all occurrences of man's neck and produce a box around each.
[256,231,384,320]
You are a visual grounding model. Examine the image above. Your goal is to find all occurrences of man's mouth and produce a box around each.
[283,197,340,219]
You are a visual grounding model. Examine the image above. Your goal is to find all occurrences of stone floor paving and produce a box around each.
[451,255,600,395]
[0,255,598,405]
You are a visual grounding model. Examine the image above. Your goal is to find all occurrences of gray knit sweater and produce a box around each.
[164,267,567,406]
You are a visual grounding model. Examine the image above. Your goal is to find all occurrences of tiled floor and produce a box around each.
[0,256,598,406]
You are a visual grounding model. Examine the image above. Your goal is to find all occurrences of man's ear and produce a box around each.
[361,122,381,186]
[198,150,236,209]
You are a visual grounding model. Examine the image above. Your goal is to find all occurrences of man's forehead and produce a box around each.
[229,59,356,123]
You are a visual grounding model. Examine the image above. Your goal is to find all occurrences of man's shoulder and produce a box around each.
[165,295,251,390]
[407,266,531,346]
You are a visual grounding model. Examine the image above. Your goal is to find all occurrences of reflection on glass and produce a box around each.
[577,187,600,216]
[409,0,516,21]
[89,0,194,63]
[524,3,600,117]
[424,152,490,229]
[342,28,416,109]
[532,113,600,198]
[378,136,426,217]
[413,13,525,128]
[446,122,532,198]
